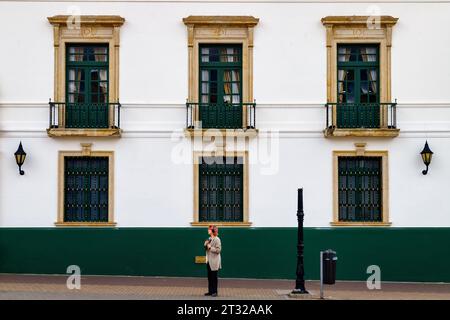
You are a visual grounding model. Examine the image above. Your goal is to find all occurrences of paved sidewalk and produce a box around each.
[0,274,449,300]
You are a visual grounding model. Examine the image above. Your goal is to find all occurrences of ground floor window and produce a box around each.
[57,144,115,226]
[64,157,109,222]
[333,146,390,226]
[199,156,243,222]
[338,156,382,222]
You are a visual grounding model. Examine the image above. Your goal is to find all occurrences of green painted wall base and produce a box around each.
[0,227,449,282]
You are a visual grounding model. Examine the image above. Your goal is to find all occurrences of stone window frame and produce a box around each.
[47,15,125,137]
[56,143,115,227]
[183,16,259,133]
[322,16,399,137]
[332,143,391,227]
[191,150,251,227]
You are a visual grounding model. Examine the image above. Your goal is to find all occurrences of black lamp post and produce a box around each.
[14,141,26,175]
[420,141,433,175]
[291,188,308,294]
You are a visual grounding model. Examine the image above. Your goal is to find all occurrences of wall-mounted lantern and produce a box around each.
[14,141,26,175]
[420,141,433,175]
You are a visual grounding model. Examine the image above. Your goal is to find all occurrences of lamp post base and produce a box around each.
[289,289,312,299]
[291,288,309,294]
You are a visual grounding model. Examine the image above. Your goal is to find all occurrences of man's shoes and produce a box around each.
[211,293,218,297]
[204,292,212,296]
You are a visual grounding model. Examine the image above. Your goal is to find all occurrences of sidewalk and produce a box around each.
[0,274,449,300]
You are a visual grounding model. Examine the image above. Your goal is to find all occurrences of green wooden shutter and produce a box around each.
[199,157,243,222]
[337,44,380,128]
[66,44,109,128]
[338,157,382,222]
[199,44,242,129]
[64,157,109,222]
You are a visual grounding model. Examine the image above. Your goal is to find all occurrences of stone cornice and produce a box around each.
[321,16,398,27]
[48,15,125,27]
[183,16,259,27]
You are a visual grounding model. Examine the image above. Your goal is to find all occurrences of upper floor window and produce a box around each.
[337,44,380,128]
[47,15,124,137]
[66,44,110,128]
[199,44,243,129]
[183,16,259,133]
[322,16,399,137]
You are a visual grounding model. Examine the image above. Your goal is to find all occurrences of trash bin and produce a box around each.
[322,250,337,285]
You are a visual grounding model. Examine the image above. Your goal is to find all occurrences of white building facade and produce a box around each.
[0,0,449,282]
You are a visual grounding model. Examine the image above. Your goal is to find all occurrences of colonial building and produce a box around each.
[0,0,449,282]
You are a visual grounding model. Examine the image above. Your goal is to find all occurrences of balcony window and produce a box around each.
[66,44,110,128]
[337,44,380,128]
[47,15,124,137]
[198,44,242,129]
[183,16,259,135]
[321,16,399,138]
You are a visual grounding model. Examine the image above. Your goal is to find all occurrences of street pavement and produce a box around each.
[0,274,449,300]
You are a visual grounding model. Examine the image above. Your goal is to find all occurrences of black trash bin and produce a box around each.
[322,250,337,285]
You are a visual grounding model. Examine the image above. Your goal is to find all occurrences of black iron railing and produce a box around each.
[325,101,397,129]
[49,100,121,129]
[186,102,256,130]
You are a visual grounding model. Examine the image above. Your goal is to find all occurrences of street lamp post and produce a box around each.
[291,188,309,294]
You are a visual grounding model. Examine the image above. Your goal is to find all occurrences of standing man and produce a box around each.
[204,225,221,297]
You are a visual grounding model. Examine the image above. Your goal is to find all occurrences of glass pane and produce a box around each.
[210,82,217,94]
[210,70,217,81]
[338,47,351,62]
[200,45,241,64]
[91,69,99,81]
[99,82,108,94]
[201,70,209,81]
[223,95,231,103]
[91,82,99,94]
[232,83,239,94]
[231,70,240,82]
[68,69,84,82]
[99,69,108,81]
[201,83,209,94]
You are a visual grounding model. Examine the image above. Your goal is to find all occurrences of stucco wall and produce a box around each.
[0,1,449,227]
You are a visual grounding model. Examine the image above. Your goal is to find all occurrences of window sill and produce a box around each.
[47,128,121,138]
[324,127,400,138]
[55,222,117,227]
[184,128,258,138]
[330,222,392,227]
[191,222,252,227]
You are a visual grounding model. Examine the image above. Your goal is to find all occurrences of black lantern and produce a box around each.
[420,141,433,175]
[14,141,26,175]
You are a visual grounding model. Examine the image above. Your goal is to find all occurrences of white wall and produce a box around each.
[1,1,450,227]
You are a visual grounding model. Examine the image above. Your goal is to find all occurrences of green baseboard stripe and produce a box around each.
[0,227,449,282]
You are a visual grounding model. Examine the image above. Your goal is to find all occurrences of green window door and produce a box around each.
[64,157,109,222]
[199,157,243,222]
[337,44,380,128]
[199,44,242,128]
[338,157,382,222]
[66,44,109,128]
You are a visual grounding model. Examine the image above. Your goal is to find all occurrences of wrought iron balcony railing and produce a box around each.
[325,102,397,130]
[186,102,256,130]
[49,100,121,129]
